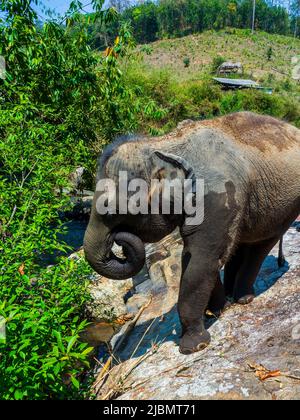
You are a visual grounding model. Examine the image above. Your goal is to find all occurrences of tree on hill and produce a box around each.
[291,0,300,36]
[108,0,131,13]
[86,0,298,48]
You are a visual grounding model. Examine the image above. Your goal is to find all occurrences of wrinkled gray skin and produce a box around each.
[84,112,300,354]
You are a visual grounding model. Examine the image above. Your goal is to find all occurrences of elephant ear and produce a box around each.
[153,151,197,194]
[147,150,197,211]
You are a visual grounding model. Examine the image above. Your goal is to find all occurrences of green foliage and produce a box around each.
[188,80,222,104]
[140,44,153,55]
[95,22,139,141]
[0,0,140,400]
[90,0,296,45]
[124,63,300,133]
[124,1,158,44]
[267,46,273,61]
[183,57,190,67]
[0,258,94,400]
[211,55,227,73]
[217,87,300,125]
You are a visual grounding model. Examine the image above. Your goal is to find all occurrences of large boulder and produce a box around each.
[95,222,300,400]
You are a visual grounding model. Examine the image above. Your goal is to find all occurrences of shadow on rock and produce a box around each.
[116,305,181,361]
[115,253,291,363]
[254,255,289,296]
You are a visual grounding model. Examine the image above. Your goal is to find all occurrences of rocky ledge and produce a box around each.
[91,221,300,400]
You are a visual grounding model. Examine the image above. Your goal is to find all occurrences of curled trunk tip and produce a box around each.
[84,228,145,280]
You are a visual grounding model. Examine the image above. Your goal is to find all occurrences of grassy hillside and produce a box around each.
[121,29,300,135]
[138,29,300,83]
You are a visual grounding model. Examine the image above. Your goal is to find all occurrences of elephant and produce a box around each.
[84,111,300,355]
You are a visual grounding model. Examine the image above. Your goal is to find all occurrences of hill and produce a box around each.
[121,29,300,135]
[138,29,300,82]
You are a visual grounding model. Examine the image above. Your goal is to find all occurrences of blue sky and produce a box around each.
[35,1,94,18]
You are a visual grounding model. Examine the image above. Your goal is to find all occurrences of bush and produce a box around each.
[140,45,153,55]
[124,65,172,131]
[0,258,94,400]
[267,46,273,61]
[211,56,226,74]
[183,57,190,67]
[188,81,222,105]
[124,59,300,134]
[219,89,300,126]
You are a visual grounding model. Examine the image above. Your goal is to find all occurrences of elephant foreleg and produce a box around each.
[178,233,222,355]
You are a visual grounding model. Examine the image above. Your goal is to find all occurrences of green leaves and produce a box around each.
[0,0,162,400]
[0,0,126,400]
[0,259,94,400]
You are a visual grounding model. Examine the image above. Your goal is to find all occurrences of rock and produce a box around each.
[65,195,93,220]
[69,166,85,192]
[87,275,133,322]
[96,224,300,400]
[80,321,116,347]
[145,229,182,268]
[82,233,182,348]
[126,294,150,315]
[217,61,243,75]
[146,230,183,296]
[176,120,195,130]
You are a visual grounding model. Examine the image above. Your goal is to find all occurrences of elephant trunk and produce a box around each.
[83,216,146,280]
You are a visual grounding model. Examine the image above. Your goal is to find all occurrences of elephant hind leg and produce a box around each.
[223,245,246,298]
[233,237,281,304]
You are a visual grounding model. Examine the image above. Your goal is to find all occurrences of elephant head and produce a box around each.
[84,143,197,280]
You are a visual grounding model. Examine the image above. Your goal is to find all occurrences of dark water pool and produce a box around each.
[41,219,88,266]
